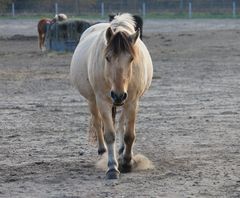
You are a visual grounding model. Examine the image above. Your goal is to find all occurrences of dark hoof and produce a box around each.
[98,148,106,155]
[118,163,132,173]
[118,157,135,173]
[106,169,120,179]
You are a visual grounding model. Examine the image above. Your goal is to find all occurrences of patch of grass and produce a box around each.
[144,12,188,19]
[144,11,239,19]
[0,12,239,20]
[0,13,105,20]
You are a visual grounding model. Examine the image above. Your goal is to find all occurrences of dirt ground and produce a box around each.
[0,19,240,197]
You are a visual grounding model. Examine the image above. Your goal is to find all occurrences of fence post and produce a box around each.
[233,0,236,18]
[101,2,104,17]
[188,1,192,19]
[180,0,183,11]
[55,3,58,15]
[142,2,146,17]
[12,3,15,17]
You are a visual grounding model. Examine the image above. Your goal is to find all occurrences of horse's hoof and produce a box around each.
[98,148,106,155]
[106,169,120,179]
[118,162,132,173]
[118,157,135,173]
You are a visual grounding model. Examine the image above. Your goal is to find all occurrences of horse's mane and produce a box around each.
[105,13,137,58]
[110,13,136,33]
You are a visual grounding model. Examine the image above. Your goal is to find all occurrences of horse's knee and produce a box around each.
[104,131,115,144]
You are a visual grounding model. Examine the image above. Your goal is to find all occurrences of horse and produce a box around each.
[109,13,143,40]
[70,13,153,179]
[37,18,53,51]
[37,13,68,51]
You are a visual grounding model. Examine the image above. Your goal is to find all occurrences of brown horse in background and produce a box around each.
[37,18,53,51]
[37,13,68,51]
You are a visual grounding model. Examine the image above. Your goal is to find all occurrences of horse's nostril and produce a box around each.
[110,91,116,100]
[122,92,128,100]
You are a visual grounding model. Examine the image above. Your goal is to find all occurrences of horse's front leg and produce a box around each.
[117,110,125,155]
[118,101,138,173]
[97,100,119,179]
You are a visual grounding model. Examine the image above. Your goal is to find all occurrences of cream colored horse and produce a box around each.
[70,13,153,179]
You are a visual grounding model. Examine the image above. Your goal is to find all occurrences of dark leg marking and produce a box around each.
[98,147,107,155]
[118,145,124,155]
[112,106,116,126]
[118,156,133,173]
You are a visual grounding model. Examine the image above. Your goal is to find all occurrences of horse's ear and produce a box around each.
[108,14,115,22]
[129,28,140,44]
[106,27,113,43]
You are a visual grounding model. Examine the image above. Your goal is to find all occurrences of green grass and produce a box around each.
[144,11,239,19]
[0,14,52,20]
[0,12,239,20]
[144,12,188,19]
[0,13,106,21]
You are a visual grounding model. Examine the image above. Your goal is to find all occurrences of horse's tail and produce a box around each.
[88,116,98,144]
[37,20,45,50]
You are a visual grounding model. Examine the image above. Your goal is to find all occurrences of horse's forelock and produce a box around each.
[105,31,135,58]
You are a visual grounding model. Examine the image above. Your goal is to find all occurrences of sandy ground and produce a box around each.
[0,19,240,197]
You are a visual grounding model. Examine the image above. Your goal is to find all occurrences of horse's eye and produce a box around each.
[106,56,110,62]
[129,56,134,62]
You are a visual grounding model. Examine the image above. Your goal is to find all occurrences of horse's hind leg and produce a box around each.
[89,101,106,155]
[118,101,138,173]
[39,33,45,51]
[38,32,42,50]
[38,35,41,50]
[41,34,46,51]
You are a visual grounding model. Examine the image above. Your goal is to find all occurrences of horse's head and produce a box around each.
[52,13,68,23]
[104,27,139,106]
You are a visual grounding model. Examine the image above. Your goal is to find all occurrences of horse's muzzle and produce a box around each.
[110,91,128,106]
